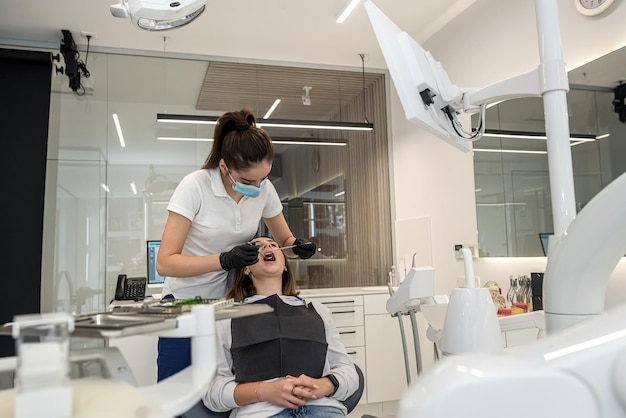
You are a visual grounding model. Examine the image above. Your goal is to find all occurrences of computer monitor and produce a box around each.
[147,240,166,285]
[539,233,553,256]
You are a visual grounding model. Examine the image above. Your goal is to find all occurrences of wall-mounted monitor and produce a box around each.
[364,0,472,152]
[147,240,166,286]
[365,1,545,153]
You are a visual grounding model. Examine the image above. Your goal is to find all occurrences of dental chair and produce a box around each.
[181,363,365,418]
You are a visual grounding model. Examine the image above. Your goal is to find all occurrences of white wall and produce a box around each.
[387,0,626,299]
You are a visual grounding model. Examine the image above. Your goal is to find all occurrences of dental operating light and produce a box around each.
[110,0,206,31]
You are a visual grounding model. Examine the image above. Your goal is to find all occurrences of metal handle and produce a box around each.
[322,300,355,305]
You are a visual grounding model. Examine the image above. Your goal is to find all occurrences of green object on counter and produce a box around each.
[171,296,219,306]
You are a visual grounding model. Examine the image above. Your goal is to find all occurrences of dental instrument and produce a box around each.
[276,244,296,251]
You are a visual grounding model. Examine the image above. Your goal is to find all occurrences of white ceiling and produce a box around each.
[0,0,477,71]
[2,1,626,89]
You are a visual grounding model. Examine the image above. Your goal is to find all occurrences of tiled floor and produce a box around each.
[348,401,399,418]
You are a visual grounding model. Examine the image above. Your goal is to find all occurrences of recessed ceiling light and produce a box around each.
[336,0,362,23]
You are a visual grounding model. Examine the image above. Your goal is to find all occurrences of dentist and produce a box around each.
[155,108,316,381]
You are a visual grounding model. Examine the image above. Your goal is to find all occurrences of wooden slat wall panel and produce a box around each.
[305,76,392,288]
[342,78,393,287]
[196,62,381,123]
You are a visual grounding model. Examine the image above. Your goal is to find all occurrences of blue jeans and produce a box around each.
[157,336,191,382]
[157,294,192,382]
[269,405,345,418]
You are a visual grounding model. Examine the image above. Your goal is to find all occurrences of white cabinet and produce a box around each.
[303,289,435,406]
[363,293,435,404]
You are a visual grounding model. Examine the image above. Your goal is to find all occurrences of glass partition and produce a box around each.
[474,89,626,256]
[44,51,392,313]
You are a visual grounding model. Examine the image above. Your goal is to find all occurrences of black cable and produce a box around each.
[74,35,91,96]
[82,35,91,67]
[359,54,370,124]
[443,104,485,140]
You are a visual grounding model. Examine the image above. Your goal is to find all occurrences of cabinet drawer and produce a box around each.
[328,305,364,327]
[346,346,367,405]
[337,325,365,347]
[308,295,363,307]
[347,346,365,370]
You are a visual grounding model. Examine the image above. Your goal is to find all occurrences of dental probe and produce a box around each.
[276,244,296,250]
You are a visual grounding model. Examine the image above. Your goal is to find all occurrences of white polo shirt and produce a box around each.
[162,168,283,299]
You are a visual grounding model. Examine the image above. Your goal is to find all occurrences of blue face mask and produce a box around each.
[227,171,267,198]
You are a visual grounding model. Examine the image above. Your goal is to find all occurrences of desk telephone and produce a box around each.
[115,274,147,301]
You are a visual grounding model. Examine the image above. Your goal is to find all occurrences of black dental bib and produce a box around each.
[230,294,328,382]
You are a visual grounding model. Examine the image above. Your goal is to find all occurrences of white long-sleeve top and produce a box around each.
[205,295,359,417]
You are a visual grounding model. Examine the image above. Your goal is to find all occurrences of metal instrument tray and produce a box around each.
[74,313,166,329]
[73,299,273,338]
[72,313,176,338]
[107,302,273,321]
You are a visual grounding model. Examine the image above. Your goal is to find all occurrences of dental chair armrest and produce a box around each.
[139,363,216,417]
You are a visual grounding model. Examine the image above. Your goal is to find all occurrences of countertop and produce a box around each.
[299,286,391,297]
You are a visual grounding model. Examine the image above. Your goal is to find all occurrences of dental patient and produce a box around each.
[205,237,358,417]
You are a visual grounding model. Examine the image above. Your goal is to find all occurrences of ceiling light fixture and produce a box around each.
[156,136,347,146]
[156,113,373,131]
[473,148,547,155]
[157,136,213,142]
[112,113,126,148]
[336,0,362,23]
[273,140,347,147]
[264,99,281,119]
[130,181,137,195]
[476,202,528,207]
[110,0,206,31]
[483,129,596,142]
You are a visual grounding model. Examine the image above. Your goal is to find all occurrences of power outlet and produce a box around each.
[455,244,479,259]
[80,31,97,39]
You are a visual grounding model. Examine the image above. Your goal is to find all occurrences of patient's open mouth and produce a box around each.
[262,251,276,261]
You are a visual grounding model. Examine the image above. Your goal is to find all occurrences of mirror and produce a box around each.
[474,47,626,257]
